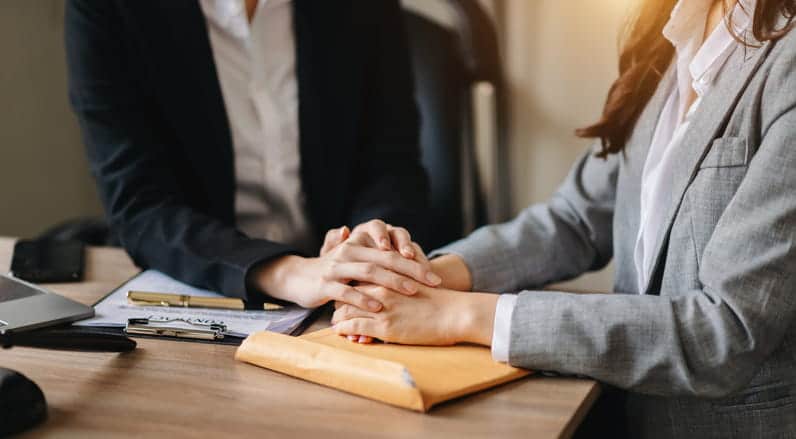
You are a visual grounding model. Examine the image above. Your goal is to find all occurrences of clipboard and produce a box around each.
[121,310,323,344]
[67,306,324,346]
[72,270,322,345]
[125,317,228,341]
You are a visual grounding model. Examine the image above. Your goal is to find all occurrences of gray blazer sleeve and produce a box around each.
[432,142,618,293]
[510,54,796,397]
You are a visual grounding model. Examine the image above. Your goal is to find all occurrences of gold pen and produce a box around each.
[126,290,284,311]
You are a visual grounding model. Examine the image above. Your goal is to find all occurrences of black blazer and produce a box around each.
[65,0,429,304]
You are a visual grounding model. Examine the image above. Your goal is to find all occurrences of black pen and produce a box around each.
[1,327,137,353]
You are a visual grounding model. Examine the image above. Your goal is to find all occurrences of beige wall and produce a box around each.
[498,0,634,292]
[0,0,102,238]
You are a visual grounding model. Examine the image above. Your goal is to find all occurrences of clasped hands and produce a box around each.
[251,219,497,347]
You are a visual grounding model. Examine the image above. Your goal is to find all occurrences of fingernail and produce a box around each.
[402,280,418,294]
[379,238,391,249]
[348,335,358,341]
[426,272,442,285]
[401,246,415,257]
[358,336,368,343]
[368,300,382,311]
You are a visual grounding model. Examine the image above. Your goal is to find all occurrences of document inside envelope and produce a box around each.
[235,328,531,412]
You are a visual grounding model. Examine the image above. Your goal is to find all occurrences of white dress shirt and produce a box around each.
[199,0,317,255]
[491,0,754,362]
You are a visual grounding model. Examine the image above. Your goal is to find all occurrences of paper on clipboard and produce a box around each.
[74,270,314,337]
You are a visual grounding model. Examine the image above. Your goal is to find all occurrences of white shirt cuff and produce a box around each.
[490,294,518,362]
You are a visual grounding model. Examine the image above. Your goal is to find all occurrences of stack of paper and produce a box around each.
[235,328,531,411]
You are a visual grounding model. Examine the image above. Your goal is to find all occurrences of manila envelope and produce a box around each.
[235,328,531,412]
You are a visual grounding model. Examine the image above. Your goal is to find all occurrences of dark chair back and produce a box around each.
[404,0,509,251]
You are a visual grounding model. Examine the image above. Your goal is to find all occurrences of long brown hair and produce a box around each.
[577,0,796,158]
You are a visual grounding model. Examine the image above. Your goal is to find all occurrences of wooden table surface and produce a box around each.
[0,237,600,438]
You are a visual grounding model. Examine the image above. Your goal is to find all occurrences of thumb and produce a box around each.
[320,226,350,256]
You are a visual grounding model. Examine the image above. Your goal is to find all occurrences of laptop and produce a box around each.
[0,274,93,334]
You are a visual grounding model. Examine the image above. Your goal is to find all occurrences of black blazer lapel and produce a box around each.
[136,1,236,223]
[293,0,360,236]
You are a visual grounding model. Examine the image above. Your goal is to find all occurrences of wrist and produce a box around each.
[430,254,473,291]
[253,255,304,301]
[450,292,497,346]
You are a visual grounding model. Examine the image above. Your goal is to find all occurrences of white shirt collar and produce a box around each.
[201,0,292,40]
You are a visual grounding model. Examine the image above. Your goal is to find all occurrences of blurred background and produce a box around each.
[0,0,633,292]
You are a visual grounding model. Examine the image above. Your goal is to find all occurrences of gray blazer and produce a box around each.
[437,24,796,439]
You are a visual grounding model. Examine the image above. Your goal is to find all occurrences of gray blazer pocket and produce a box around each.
[686,137,750,260]
[698,137,749,169]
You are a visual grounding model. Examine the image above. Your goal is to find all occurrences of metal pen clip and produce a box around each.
[125,317,227,341]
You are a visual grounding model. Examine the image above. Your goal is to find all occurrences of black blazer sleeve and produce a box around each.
[346,1,430,247]
[65,0,298,303]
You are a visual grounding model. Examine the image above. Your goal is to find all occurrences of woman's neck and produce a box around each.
[245,0,258,23]
[704,0,730,41]
[684,0,731,113]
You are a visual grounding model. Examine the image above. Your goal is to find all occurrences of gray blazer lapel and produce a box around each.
[642,41,774,295]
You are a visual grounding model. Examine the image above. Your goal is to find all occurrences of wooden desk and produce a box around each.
[0,237,600,438]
